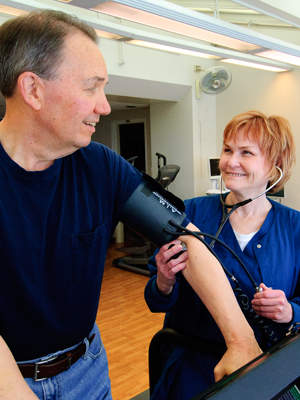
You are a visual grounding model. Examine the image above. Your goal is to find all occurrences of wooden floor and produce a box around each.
[96,241,164,400]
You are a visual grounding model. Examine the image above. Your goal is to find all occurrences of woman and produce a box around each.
[145,111,300,399]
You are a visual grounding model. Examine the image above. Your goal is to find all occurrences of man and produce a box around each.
[0,336,38,400]
[0,9,261,399]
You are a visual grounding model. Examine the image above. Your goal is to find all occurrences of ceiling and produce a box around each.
[166,1,299,28]
[49,0,300,26]
[52,0,300,31]
[0,0,299,115]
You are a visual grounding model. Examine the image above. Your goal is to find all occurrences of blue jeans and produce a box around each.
[22,324,112,400]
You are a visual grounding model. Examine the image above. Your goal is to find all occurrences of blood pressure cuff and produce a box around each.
[120,173,190,248]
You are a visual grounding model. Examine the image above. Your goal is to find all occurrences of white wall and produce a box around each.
[1,10,293,207]
[98,38,218,200]
[150,84,218,200]
[150,90,195,200]
[214,25,300,211]
[97,36,300,208]
[216,62,300,210]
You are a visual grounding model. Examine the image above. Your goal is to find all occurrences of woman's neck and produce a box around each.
[226,192,272,234]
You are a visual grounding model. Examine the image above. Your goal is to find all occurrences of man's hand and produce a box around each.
[214,338,263,382]
[155,240,188,296]
[251,283,293,324]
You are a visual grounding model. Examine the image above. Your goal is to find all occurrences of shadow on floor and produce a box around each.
[130,389,149,400]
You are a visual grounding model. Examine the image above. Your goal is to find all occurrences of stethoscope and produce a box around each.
[166,166,285,346]
[210,166,283,248]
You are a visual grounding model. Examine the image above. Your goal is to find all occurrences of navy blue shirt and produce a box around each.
[0,141,142,361]
[145,194,300,399]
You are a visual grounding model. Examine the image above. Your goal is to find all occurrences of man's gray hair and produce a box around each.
[0,9,98,98]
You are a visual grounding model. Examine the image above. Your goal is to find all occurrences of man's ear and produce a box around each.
[17,72,44,110]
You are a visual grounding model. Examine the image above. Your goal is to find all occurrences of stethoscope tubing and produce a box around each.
[211,166,283,247]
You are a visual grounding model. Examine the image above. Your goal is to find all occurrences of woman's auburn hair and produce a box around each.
[222,110,296,193]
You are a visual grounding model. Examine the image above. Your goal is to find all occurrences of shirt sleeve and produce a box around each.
[144,251,180,313]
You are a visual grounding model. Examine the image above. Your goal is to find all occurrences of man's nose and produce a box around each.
[95,92,111,116]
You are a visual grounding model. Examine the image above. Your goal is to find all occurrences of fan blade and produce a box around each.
[214,70,230,81]
[201,72,214,87]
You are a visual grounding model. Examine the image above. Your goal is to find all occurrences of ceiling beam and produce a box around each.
[231,0,300,28]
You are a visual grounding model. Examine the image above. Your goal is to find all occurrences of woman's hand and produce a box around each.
[251,283,293,324]
[214,336,262,382]
[155,240,188,296]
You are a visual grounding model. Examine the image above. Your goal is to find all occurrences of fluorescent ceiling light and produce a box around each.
[256,50,300,67]
[0,5,27,16]
[93,1,259,51]
[93,0,300,59]
[127,40,219,59]
[122,29,292,72]
[95,29,123,40]
[191,8,259,15]
[0,0,293,71]
[221,59,288,72]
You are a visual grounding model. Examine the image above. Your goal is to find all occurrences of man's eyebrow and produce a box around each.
[83,76,107,84]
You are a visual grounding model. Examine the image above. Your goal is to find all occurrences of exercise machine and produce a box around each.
[148,327,300,400]
[192,328,300,400]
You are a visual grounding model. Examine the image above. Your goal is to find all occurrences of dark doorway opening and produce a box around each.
[118,122,147,244]
[119,122,145,173]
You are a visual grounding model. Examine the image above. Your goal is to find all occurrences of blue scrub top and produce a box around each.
[145,194,300,399]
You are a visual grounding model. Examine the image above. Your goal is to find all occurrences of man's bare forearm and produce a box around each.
[0,336,38,400]
[179,223,262,377]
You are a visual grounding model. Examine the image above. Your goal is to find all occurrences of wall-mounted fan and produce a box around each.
[196,66,232,98]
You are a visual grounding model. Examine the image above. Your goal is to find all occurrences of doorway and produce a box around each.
[111,118,149,174]
[111,119,149,242]
[119,122,145,172]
